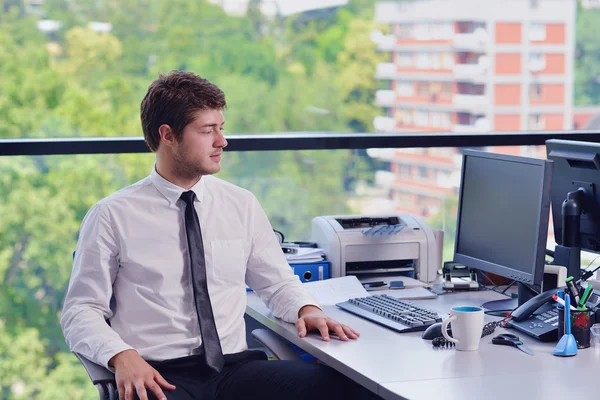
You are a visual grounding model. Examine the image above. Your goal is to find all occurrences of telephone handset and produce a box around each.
[508,286,600,341]
[510,287,561,322]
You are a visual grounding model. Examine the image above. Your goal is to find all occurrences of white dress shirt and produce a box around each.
[60,168,317,369]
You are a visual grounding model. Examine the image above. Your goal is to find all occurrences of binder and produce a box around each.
[290,260,331,283]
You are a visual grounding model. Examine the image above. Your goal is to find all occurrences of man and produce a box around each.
[61,70,380,400]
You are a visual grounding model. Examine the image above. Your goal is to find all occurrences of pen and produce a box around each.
[565,276,581,305]
[362,281,387,288]
[579,285,594,308]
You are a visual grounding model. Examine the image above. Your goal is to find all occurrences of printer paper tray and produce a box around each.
[350,267,414,275]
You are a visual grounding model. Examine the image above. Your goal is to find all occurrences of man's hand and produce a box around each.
[109,349,176,400]
[296,305,360,342]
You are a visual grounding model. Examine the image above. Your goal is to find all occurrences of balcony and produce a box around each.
[452,94,488,114]
[375,63,397,80]
[375,90,396,107]
[452,29,488,52]
[453,63,487,84]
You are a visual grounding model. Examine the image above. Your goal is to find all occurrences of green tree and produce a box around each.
[574,5,600,105]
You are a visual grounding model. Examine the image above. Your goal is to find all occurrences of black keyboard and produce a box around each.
[336,294,444,333]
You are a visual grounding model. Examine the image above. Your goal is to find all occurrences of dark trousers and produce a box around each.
[133,350,381,400]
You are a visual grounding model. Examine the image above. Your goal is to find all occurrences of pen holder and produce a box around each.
[559,307,591,349]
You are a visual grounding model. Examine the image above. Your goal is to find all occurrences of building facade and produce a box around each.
[371,0,576,217]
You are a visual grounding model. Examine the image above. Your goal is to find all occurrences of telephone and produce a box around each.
[507,286,600,342]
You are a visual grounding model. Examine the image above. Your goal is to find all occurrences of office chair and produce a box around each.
[75,329,299,399]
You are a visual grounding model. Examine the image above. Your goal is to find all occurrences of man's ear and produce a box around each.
[158,124,177,148]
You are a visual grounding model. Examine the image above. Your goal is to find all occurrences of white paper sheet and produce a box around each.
[303,276,370,305]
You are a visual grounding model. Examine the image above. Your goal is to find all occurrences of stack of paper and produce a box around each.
[285,247,325,264]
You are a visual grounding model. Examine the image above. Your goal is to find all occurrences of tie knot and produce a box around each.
[180,190,196,206]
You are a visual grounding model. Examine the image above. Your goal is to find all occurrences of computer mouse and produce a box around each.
[421,322,452,340]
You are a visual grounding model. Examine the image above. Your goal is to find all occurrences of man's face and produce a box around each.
[172,108,227,179]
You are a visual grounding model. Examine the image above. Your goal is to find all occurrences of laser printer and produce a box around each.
[311,214,441,283]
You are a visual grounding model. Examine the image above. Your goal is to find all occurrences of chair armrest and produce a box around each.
[74,352,115,384]
[251,329,301,361]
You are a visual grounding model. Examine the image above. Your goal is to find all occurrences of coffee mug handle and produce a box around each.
[441,315,458,344]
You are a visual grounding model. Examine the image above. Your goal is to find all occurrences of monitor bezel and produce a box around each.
[546,139,600,254]
[453,149,552,286]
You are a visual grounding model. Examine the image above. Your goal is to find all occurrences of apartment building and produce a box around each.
[371,0,576,216]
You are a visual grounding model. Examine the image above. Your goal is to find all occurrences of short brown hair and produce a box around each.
[140,70,226,151]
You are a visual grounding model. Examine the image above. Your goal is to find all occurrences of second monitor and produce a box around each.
[453,150,553,309]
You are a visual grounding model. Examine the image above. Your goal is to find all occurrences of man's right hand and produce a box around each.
[109,349,176,400]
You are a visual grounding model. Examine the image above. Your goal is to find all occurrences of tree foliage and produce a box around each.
[1,0,382,397]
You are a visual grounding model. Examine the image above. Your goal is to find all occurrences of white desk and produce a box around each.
[246,289,600,400]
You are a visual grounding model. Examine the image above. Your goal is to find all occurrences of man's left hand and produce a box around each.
[296,305,360,342]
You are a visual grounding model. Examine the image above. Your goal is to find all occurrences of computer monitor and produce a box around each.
[453,150,553,310]
[546,139,600,281]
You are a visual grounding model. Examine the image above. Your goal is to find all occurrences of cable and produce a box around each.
[578,255,600,283]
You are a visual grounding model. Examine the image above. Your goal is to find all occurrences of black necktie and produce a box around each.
[180,190,224,373]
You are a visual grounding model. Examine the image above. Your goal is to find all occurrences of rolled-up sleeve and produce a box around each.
[60,202,134,369]
[245,196,319,323]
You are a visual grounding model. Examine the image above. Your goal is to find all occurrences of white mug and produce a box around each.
[441,306,484,351]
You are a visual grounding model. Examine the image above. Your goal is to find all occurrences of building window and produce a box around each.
[528,114,545,130]
[441,112,452,128]
[398,52,413,67]
[395,24,413,39]
[415,110,429,126]
[441,52,455,70]
[529,23,546,41]
[414,23,430,40]
[431,52,441,69]
[416,52,430,69]
[396,81,414,97]
[441,82,453,95]
[528,53,546,72]
[396,109,413,125]
[418,167,428,179]
[431,112,441,128]
[416,82,429,96]
[530,83,542,99]
[399,164,411,178]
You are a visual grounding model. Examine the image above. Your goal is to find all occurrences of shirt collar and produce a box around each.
[150,166,206,206]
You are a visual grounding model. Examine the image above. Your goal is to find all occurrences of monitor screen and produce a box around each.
[454,150,552,286]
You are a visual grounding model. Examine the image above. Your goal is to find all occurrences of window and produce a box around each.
[396,81,414,97]
[442,82,453,95]
[530,83,542,99]
[441,52,455,69]
[414,110,429,126]
[416,82,429,96]
[529,23,546,41]
[528,114,545,129]
[398,52,413,67]
[431,53,441,70]
[431,112,441,128]
[441,113,452,128]
[528,53,546,72]
[414,23,430,40]
[396,109,413,125]
[416,52,430,69]
[399,164,411,178]
[395,24,413,39]
[418,167,429,179]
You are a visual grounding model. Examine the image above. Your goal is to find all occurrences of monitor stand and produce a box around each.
[481,283,539,313]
